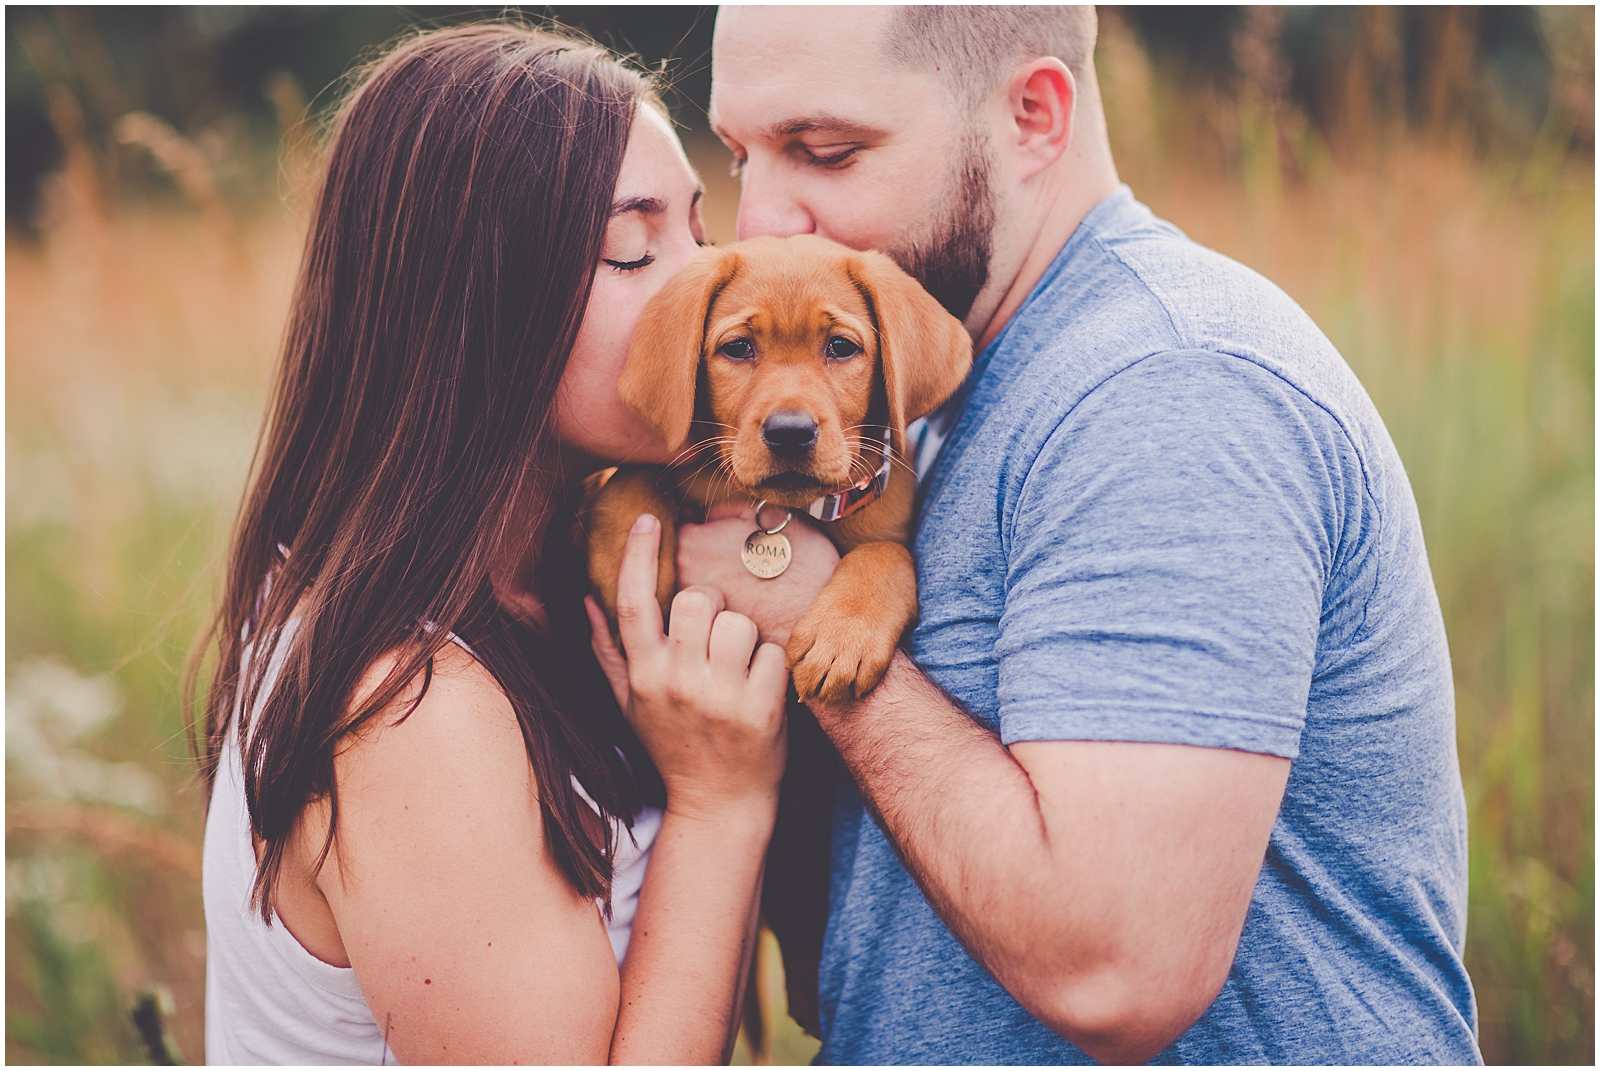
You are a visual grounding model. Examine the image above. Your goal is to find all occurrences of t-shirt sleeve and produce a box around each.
[996,350,1358,758]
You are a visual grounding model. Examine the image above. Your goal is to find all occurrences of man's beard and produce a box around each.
[887,130,996,322]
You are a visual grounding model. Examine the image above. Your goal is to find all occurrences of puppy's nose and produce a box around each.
[762,411,818,457]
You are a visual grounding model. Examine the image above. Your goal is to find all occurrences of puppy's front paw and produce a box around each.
[786,594,902,706]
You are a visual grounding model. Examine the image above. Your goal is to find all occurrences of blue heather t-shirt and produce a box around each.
[816,188,1479,1065]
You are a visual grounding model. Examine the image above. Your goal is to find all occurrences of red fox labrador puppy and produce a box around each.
[586,233,972,705]
[582,234,970,1038]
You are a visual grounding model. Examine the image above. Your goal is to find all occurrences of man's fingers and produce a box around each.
[669,585,727,649]
[614,513,667,656]
[707,610,761,676]
[749,642,790,696]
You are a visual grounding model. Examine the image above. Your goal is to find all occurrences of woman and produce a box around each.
[190,23,830,1064]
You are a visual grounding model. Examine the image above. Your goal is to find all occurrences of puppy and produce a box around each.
[585,233,972,705]
[581,234,970,1040]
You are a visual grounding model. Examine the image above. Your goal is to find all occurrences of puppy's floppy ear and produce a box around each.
[848,250,974,437]
[618,247,740,452]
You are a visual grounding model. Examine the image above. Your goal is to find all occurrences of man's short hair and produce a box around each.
[884,5,1097,112]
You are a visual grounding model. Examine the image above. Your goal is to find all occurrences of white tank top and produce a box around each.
[202,621,661,1064]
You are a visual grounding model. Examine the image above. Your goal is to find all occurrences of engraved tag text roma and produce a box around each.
[741,529,792,579]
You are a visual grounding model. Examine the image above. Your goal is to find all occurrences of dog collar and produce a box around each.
[805,428,891,523]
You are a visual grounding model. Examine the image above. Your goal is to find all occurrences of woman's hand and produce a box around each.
[587,514,790,1062]
[586,513,789,819]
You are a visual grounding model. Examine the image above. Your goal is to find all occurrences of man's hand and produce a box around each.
[676,501,840,650]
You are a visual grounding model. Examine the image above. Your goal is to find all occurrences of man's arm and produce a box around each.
[676,508,1287,1063]
[812,651,1287,1065]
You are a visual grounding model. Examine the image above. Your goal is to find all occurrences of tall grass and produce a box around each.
[5,13,1592,1065]
[7,156,297,1061]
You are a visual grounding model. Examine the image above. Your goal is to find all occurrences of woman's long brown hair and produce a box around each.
[186,24,652,921]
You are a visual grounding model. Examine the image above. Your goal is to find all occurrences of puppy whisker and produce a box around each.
[687,452,733,487]
[691,419,742,435]
[670,437,739,468]
[840,437,896,480]
[678,446,738,492]
[713,459,744,499]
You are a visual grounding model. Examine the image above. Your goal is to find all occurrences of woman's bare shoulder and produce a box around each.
[317,641,619,1064]
[335,641,537,807]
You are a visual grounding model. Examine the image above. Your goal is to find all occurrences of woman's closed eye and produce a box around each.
[603,252,655,272]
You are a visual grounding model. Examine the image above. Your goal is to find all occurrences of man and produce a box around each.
[677,6,1480,1064]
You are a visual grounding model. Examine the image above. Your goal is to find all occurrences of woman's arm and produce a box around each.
[308,512,786,1064]
[608,790,772,1063]
[589,513,789,1063]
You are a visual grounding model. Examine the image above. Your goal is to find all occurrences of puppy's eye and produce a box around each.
[719,338,755,361]
[826,337,861,360]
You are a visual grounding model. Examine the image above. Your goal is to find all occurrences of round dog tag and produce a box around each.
[742,529,792,578]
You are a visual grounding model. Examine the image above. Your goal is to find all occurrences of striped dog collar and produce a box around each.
[805,427,892,523]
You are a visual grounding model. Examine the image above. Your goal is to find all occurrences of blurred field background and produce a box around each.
[4,5,1592,1065]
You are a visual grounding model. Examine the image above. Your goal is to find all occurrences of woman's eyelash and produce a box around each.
[603,253,655,272]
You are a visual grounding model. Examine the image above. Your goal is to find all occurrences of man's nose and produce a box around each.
[736,166,815,240]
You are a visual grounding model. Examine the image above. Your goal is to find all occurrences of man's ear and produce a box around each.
[1007,57,1074,181]
[618,247,739,452]
[848,250,974,438]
